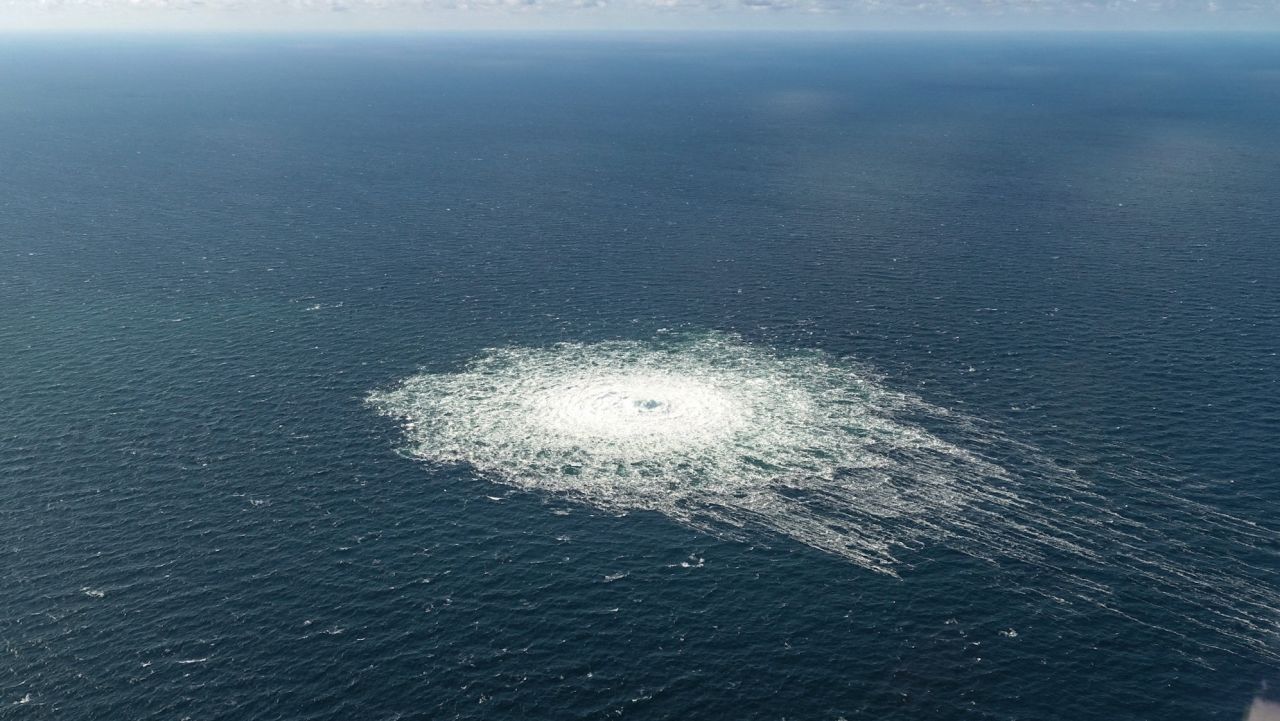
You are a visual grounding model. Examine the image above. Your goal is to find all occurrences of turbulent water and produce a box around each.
[374,332,1279,659]
[373,332,990,571]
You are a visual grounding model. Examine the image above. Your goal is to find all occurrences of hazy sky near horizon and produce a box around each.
[2,0,1279,31]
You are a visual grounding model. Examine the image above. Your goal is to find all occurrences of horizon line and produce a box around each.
[3,26,1280,34]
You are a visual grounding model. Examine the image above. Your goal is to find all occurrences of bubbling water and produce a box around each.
[371,333,1029,568]
[526,372,748,446]
[370,332,1279,658]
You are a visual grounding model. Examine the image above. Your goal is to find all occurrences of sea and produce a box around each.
[1,33,1278,720]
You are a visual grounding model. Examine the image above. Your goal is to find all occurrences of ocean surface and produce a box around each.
[1,34,1278,720]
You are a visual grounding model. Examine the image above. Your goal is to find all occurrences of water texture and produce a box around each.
[2,34,1278,720]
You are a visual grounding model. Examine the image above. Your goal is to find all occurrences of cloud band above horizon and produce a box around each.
[2,0,1279,31]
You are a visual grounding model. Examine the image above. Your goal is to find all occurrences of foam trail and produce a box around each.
[370,332,1279,659]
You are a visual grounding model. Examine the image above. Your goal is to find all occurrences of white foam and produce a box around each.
[370,332,1279,658]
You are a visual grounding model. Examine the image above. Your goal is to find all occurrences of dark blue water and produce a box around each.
[2,34,1278,720]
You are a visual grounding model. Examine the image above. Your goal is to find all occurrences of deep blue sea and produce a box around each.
[2,34,1278,720]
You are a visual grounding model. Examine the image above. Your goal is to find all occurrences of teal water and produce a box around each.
[1,34,1278,720]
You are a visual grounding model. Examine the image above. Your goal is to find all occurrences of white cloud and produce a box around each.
[2,0,1278,29]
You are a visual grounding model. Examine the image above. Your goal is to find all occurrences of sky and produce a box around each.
[1,0,1279,31]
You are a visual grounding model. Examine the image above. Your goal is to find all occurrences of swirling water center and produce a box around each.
[528,373,748,445]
